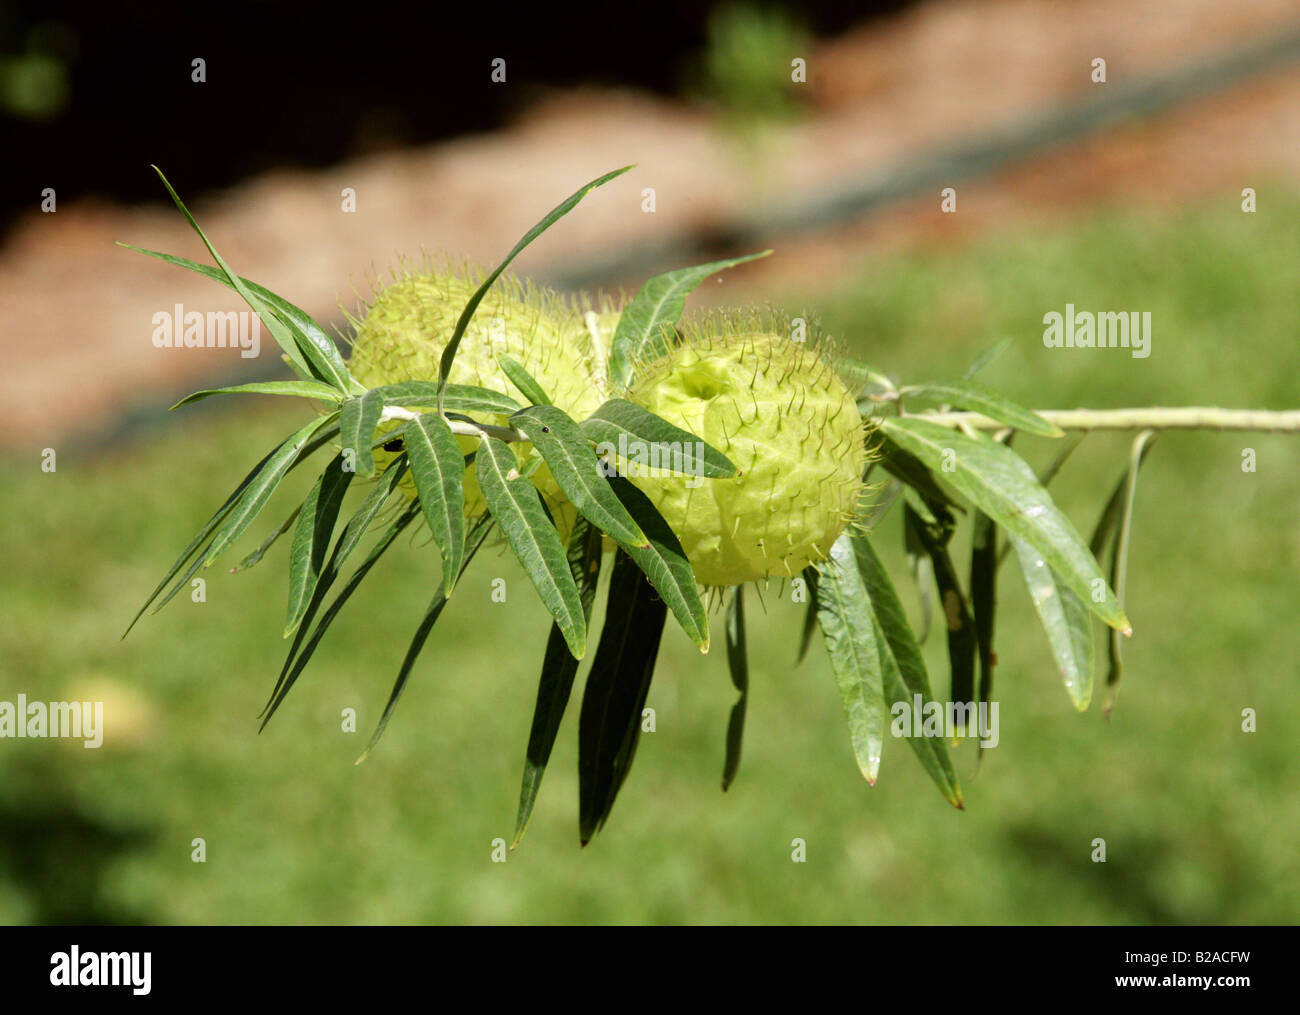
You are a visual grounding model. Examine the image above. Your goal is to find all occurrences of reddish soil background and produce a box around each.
[4,0,1299,451]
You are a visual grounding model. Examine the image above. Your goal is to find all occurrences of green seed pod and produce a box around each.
[626,312,870,586]
[347,260,607,541]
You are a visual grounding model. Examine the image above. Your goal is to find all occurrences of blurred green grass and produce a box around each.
[1,190,1297,924]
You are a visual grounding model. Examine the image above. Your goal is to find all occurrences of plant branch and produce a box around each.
[910,407,1300,433]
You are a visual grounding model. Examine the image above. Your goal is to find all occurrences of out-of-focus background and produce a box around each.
[1,0,1297,924]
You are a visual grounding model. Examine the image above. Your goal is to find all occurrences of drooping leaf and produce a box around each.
[903,379,1062,437]
[357,515,496,762]
[812,535,888,784]
[338,389,385,478]
[970,509,998,744]
[231,504,301,573]
[722,584,748,791]
[606,476,708,652]
[850,532,963,807]
[260,457,409,720]
[607,251,773,390]
[1011,535,1095,711]
[438,166,633,412]
[578,550,668,845]
[796,565,819,664]
[171,380,346,409]
[509,404,647,548]
[513,519,604,847]
[903,501,976,724]
[580,399,738,478]
[1105,430,1157,714]
[1089,433,1158,559]
[497,354,552,407]
[882,417,1130,633]
[261,496,420,729]
[476,434,586,658]
[284,453,355,637]
[404,414,468,595]
[201,413,339,569]
[962,338,1013,379]
[877,432,963,512]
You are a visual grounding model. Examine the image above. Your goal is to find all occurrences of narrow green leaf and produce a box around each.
[171,380,346,410]
[510,404,647,548]
[497,354,552,406]
[606,476,709,652]
[512,519,604,847]
[357,515,496,762]
[903,502,976,723]
[850,532,963,807]
[121,242,358,394]
[607,251,773,389]
[1089,434,1158,559]
[796,565,819,664]
[284,453,354,637]
[201,412,338,569]
[580,399,738,478]
[882,416,1130,633]
[404,414,468,596]
[438,166,633,412]
[1105,430,1157,714]
[1011,535,1095,711]
[877,433,963,512]
[722,584,748,791]
[813,535,888,784]
[367,380,521,417]
[260,457,409,720]
[261,496,420,729]
[339,389,385,478]
[578,550,668,845]
[231,504,300,573]
[904,379,1062,437]
[476,435,586,658]
[962,338,1013,380]
[970,509,998,742]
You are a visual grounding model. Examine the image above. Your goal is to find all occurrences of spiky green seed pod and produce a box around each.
[626,314,869,586]
[347,261,607,539]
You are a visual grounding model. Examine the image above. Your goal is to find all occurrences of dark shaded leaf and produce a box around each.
[722,584,748,791]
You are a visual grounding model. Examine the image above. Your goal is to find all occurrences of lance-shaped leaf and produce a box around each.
[970,510,998,748]
[877,432,963,512]
[962,338,1013,380]
[358,515,496,762]
[201,412,339,569]
[901,379,1062,437]
[497,354,552,407]
[404,413,468,595]
[850,532,963,807]
[512,519,603,847]
[231,504,300,573]
[882,416,1130,633]
[171,380,346,410]
[813,536,888,784]
[796,565,819,664]
[607,251,773,390]
[476,434,586,658]
[262,493,419,729]
[578,550,668,845]
[284,453,354,637]
[146,174,351,390]
[1089,433,1159,559]
[1104,430,1157,715]
[366,380,521,417]
[261,457,409,720]
[121,242,359,394]
[606,476,709,652]
[509,404,647,548]
[339,390,385,478]
[438,166,633,413]
[580,399,738,478]
[903,500,976,715]
[722,584,748,791]
[1011,535,1095,711]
